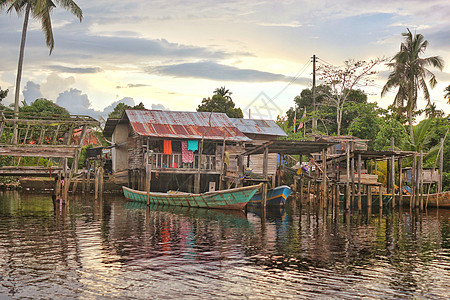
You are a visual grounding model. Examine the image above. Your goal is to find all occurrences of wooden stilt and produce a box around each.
[146,164,152,205]
[391,137,396,208]
[322,148,327,209]
[357,153,362,211]
[398,158,403,207]
[94,168,99,200]
[420,150,424,210]
[346,143,351,210]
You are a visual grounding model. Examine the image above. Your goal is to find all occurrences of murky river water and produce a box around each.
[0,191,449,299]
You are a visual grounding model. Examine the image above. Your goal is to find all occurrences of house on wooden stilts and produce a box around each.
[103,110,251,193]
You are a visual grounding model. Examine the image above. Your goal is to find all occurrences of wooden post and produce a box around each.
[379,184,383,208]
[398,158,403,207]
[420,150,424,210]
[368,184,372,209]
[146,164,152,205]
[82,169,86,194]
[300,177,304,203]
[262,144,269,208]
[262,183,268,209]
[351,156,355,207]
[100,167,104,196]
[439,137,444,193]
[391,137,395,208]
[411,153,417,208]
[56,172,62,200]
[357,153,362,211]
[219,135,226,190]
[94,168,99,200]
[322,148,327,209]
[416,152,421,209]
[307,180,311,206]
[345,143,351,210]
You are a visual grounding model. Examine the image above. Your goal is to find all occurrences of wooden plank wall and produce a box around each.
[244,153,278,176]
[128,135,144,169]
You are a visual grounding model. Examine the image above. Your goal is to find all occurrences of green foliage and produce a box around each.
[108,102,146,119]
[443,172,450,192]
[20,98,70,118]
[197,94,243,118]
[0,87,11,111]
[347,102,382,149]
[287,87,379,138]
[374,112,409,150]
[0,87,8,102]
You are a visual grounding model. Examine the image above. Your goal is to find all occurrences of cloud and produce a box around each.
[41,74,76,101]
[48,65,103,74]
[22,81,42,105]
[146,61,309,84]
[116,83,151,89]
[101,97,136,117]
[151,103,166,110]
[56,88,99,117]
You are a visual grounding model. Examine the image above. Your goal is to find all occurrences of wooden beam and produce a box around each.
[0,145,78,158]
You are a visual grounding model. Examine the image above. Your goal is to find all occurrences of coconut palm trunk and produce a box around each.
[12,2,31,144]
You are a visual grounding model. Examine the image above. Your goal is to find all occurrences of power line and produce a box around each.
[271,60,311,101]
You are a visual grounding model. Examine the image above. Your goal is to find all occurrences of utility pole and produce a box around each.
[312,54,317,130]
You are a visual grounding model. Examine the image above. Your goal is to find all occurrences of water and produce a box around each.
[0,191,449,299]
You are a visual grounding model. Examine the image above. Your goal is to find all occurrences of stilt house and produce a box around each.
[103,109,251,192]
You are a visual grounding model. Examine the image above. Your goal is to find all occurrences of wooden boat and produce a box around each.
[403,191,450,208]
[423,191,450,208]
[248,185,292,206]
[122,184,261,210]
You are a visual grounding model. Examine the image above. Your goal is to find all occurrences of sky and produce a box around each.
[0,0,449,121]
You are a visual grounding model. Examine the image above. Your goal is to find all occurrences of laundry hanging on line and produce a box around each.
[181,140,194,163]
[188,140,198,152]
[163,140,172,155]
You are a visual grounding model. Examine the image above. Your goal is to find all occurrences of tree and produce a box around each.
[445,85,450,104]
[108,102,146,119]
[213,86,232,100]
[424,102,444,119]
[373,111,409,151]
[317,58,383,135]
[197,90,243,118]
[381,28,444,143]
[347,102,383,149]
[0,0,83,143]
[20,98,70,118]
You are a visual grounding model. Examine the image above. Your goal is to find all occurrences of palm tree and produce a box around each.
[0,0,82,143]
[445,85,450,104]
[214,86,232,100]
[381,28,444,143]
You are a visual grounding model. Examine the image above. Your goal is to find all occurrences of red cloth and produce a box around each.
[164,140,172,155]
[181,141,193,163]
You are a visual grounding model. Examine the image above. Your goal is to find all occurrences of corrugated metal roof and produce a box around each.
[125,110,251,142]
[231,118,287,137]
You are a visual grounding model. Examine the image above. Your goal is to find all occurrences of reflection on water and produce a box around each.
[0,191,449,299]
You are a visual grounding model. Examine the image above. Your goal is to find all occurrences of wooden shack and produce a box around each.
[231,118,287,183]
[103,110,251,193]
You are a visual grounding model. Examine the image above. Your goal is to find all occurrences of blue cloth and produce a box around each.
[188,140,198,151]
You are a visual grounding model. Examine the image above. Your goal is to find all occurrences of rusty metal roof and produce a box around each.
[231,118,287,137]
[125,110,251,142]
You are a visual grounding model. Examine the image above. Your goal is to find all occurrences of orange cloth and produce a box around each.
[163,140,172,155]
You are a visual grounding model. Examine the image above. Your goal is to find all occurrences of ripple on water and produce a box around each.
[0,193,450,299]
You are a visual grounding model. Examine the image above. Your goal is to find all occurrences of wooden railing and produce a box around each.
[148,153,217,171]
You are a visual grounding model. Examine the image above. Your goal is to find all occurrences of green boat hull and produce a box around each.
[122,184,261,210]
